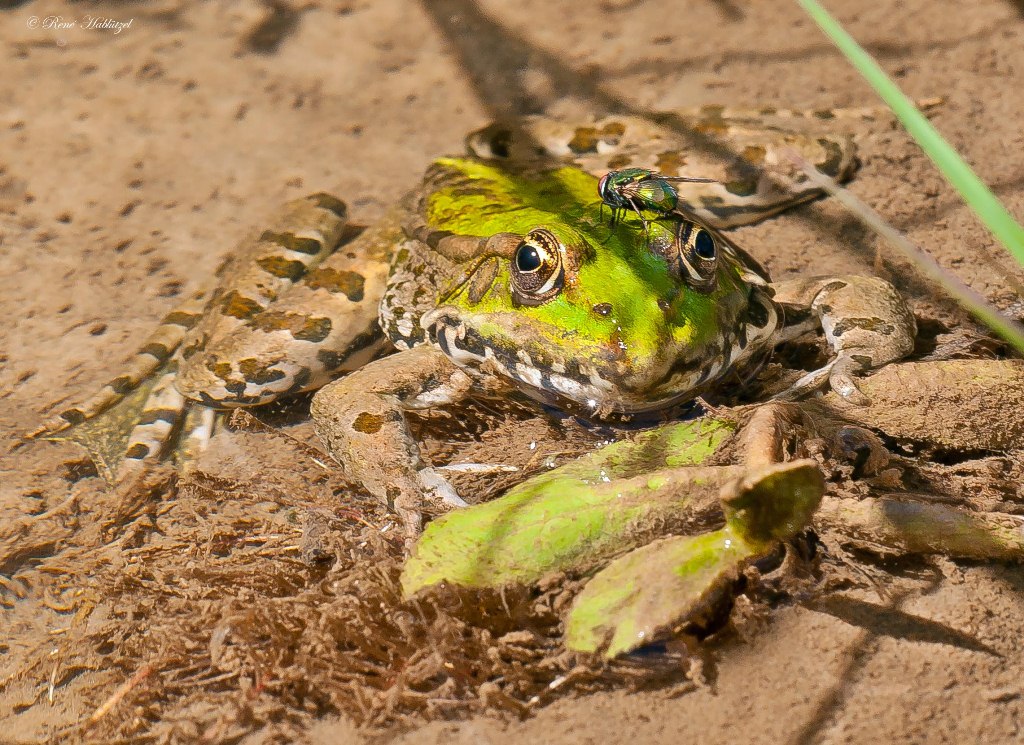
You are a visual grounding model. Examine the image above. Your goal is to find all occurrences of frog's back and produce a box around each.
[465,110,858,228]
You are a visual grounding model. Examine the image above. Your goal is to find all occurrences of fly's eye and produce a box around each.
[694,229,716,259]
[510,228,564,303]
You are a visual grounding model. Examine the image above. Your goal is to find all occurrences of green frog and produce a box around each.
[32,109,917,541]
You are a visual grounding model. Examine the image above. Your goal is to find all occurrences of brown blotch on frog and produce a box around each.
[250,311,333,343]
[256,255,307,281]
[305,267,366,302]
[220,290,264,319]
[238,357,287,384]
[258,230,323,255]
[353,411,386,434]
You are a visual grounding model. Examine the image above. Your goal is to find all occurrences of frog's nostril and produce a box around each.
[592,302,613,317]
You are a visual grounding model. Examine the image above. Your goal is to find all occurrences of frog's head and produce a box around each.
[419,158,780,416]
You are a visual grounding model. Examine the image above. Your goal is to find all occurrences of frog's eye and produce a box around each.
[676,220,719,293]
[511,229,564,303]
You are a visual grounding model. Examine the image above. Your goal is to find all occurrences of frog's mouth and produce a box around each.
[422,307,703,417]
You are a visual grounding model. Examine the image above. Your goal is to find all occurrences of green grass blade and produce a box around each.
[797,0,1024,269]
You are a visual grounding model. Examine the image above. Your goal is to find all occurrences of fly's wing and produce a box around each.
[622,175,719,213]
[658,176,717,184]
[622,179,675,212]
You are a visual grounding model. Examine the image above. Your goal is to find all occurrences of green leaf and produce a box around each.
[400,418,735,595]
[565,460,823,657]
[564,528,755,657]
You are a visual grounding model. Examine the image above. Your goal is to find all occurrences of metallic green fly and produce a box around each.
[597,168,714,230]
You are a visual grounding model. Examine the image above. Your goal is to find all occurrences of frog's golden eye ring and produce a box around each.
[510,229,564,303]
[676,220,719,294]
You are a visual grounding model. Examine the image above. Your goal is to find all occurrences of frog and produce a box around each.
[31,107,918,544]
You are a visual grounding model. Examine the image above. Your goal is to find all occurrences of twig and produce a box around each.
[87,663,154,726]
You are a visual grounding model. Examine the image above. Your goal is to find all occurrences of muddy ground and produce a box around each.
[2,0,1024,742]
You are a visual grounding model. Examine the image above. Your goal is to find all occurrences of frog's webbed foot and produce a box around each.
[771,275,916,404]
[310,344,475,542]
[417,467,469,509]
[26,291,208,447]
[29,356,220,485]
[25,293,212,485]
[116,366,193,477]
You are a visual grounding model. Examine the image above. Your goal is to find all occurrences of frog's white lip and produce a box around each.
[424,307,610,410]
[423,307,705,416]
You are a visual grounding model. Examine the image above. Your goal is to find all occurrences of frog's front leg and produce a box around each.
[310,344,475,539]
[772,276,916,404]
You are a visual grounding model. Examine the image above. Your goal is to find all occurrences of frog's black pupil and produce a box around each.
[516,244,543,272]
[695,229,716,260]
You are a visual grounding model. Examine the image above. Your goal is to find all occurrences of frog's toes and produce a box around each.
[387,469,465,544]
[773,353,871,405]
[771,364,830,403]
[118,369,188,471]
[826,352,871,405]
[418,467,469,510]
[27,294,207,441]
[772,275,916,404]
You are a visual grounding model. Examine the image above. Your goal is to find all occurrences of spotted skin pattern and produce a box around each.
[33,193,392,470]
[32,110,917,538]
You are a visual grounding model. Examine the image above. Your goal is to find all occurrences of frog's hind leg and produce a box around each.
[117,387,219,479]
[116,195,394,472]
[686,98,943,126]
[177,405,217,466]
[173,210,398,410]
[466,112,861,230]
